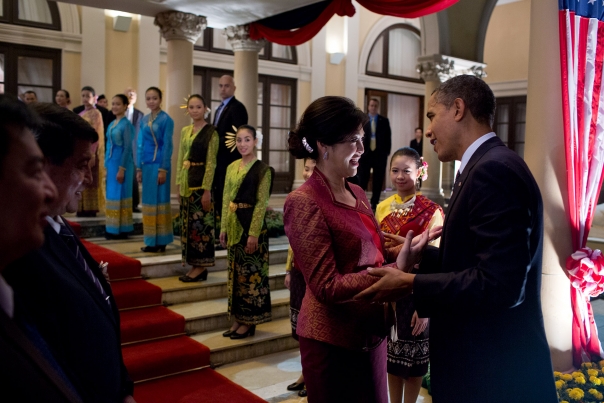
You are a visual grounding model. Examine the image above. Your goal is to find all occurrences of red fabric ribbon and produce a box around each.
[249,0,458,46]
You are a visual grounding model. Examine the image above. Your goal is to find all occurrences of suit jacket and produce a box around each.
[413,137,556,402]
[362,114,391,158]
[213,97,248,176]
[4,221,133,403]
[73,104,115,134]
[128,107,144,162]
[284,168,398,350]
[0,309,82,403]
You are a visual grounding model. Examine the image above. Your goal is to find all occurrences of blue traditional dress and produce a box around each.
[105,117,135,235]
[137,110,174,247]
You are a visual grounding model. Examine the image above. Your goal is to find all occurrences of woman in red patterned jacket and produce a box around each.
[284,96,432,403]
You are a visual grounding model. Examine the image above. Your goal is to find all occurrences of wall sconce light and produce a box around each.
[329,52,345,65]
[113,15,132,32]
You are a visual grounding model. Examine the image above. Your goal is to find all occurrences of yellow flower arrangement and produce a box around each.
[555,361,604,403]
[569,388,585,400]
[588,369,600,377]
[562,374,574,381]
[583,363,594,369]
[590,376,601,386]
[556,380,566,389]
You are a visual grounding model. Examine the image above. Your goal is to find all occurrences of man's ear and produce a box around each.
[453,98,466,122]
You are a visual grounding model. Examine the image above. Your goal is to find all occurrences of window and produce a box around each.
[494,96,527,158]
[0,0,60,30]
[0,42,61,102]
[194,67,297,192]
[366,24,421,82]
[195,28,297,64]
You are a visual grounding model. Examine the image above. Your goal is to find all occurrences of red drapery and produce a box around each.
[249,0,458,46]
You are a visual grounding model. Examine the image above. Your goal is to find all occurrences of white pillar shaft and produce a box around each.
[311,27,327,101]
[234,51,259,127]
[81,7,105,92]
[525,0,573,371]
[421,79,444,205]
[138,16,160,111]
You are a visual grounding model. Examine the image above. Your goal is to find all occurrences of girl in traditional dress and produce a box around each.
[375,147,444,403]
[220,125,273,339]
[104,94,135,239]
[177,95,219,282]
[136,87,174,253]
[284,157,315,398]
[55,89,71,108]
[77,86,105,217]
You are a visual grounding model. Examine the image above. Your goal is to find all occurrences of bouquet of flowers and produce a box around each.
[555,362,604,402]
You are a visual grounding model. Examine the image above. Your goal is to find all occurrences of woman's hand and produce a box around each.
[284,272,291,289]
[116,169,125,184]
[396,230,428,272]
[219,232,227,249]
[245,235,258,254]
[411,311,428,336]
[201,190,211,212]
[158,170,167,185]
[136,170,142,184]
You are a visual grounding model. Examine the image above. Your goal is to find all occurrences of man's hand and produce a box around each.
[383,226,443,248]
[411,311,428,336]
[396,230,429,273]
[201,190,211,211]
[353,267,415,302]
[123,395,136,403]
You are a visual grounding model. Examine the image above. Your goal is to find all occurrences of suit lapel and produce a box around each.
[44,226,116,327]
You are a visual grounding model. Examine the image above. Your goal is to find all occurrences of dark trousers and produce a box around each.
[357,150,388,208]
[132,176,139,211]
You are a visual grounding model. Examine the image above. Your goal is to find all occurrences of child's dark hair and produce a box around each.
[238,124,257,139]
[187,94,206,106]
[390,147,421,169]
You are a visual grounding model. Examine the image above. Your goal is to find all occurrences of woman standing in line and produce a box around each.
[136,87,174,252]
[55,89,71,108]
[104,94,135,239]
[375,147,443,403]
[220,125,273,340]
[177,95,219,282]
[77,86,105,217]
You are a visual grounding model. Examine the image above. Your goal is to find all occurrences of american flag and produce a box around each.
[559,0,604,367]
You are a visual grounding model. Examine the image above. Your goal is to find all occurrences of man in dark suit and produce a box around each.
[125,87,144,212]
[5,103,135,403]
[213,75,248,232]
[356,75,556,402]
[357,98,391,210]
[73,85,115,135]
[409,127,423,156]
[0,95,82,403]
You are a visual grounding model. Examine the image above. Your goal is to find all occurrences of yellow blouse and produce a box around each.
[175,124,219,197]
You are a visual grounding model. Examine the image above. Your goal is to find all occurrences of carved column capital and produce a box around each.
[224,25,265,52]
[154,11,206,43]
[417,54,487,83]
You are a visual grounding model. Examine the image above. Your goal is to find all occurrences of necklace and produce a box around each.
[390,195,416,218]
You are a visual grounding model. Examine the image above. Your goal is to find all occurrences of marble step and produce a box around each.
[147,264,288,305]
[191,317,298,368]
[67,213,144,238]
[169,288,291,335]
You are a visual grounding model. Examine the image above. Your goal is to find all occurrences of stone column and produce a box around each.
[154,11,206,199]
[417,54,487,206]
[525,0,573,371]
[225,25,265,127]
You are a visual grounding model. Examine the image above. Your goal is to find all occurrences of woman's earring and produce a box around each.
[323,151,328,160]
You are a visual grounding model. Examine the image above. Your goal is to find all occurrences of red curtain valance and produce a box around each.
[248,0,458,46]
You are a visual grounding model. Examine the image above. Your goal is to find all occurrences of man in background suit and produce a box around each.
[357,98,391,210]
[0,95,81,402]
[213,75,248,234]
[125,87,144,212]
[409,127,423,156]
[356,75,556,402]
[5,103,135,403]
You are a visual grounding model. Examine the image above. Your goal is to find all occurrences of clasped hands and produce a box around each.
[353,226,442,303]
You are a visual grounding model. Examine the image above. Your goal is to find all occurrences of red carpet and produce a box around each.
[134,368,266,403]
[82,235,262,402]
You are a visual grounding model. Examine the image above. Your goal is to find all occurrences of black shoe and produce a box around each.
[133,207,141,213]
[105,232,118,240]
[298,388,307,397]
[222,328,237,337]
[179,270,208,282]
[140,245,166,253]
[287,381,305,391]
[230,325,256,339]
[215,244,226,251]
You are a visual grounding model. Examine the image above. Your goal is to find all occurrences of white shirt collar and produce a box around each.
[458,132,496,174]
[0,274,14,318]
[45,215,64,234]
[221,96,234,106]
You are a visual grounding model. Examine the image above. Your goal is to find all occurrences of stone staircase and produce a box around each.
[90,233,298,371]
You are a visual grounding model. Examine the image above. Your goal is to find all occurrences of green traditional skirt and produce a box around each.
[226,228,272,325]
[180,189,215,267]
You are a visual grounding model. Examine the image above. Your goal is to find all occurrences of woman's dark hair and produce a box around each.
[187,94,206,107]
[146,86,162,100]
[97,94,106,101]
[81,86,95,96]
[112,94,129,106]
[57,89,70,99]
[237,124,256,139]
[390,147,421,169]
[288,96,367,160]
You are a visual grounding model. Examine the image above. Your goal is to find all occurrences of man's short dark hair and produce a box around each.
[32,103,98,166]
[369,98,380,106]
[0,95,40,176]
[24,90,38,98]
[81,86,95,96]
[432,75,496,128]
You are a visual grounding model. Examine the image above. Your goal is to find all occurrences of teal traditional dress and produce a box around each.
[105,117,135,235]
[176,123,219,267]
[221,158,274,325]
[137,110,174,247]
